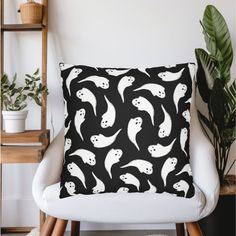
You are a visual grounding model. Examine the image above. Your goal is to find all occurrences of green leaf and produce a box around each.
[223,80,236,127]
[32,95,42,106]
[23,86,30,90]
[195,48,219,102]
[202,5,233,82]
[33,77,40,81]
[224,80,236,111]
[2,95,11,108]
[25,78,30,84]
[200,20,222,61]
[15,87,23,93]
[221,127,236,146]
[12,73,17,84]
[33,68,39,76]
[18,104,27,111]
[27,93,34,97]
[25,74,34,79]
[11,88,19,96]
[197,111,214,145]
[197,110,218,139]
[1,74,9,85]
[9,83,16,90]
[209,79,228,129]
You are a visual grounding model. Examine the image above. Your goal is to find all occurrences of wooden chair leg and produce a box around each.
[40,216,57,236]
[186,222,203,236]
[40,210,46,230]
[176,223,185,236]
[71,221,80,236]
[51,219,68,236]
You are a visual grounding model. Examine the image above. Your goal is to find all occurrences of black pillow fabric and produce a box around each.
[59,63,195,198]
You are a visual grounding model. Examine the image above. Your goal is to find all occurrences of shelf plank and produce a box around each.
[1,23,45,31]
[1,129,50,144]
[1,145,47,163]
[1,227,34,234]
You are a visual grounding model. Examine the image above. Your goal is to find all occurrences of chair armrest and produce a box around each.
[190,85,220,218]
[32,128,64,211]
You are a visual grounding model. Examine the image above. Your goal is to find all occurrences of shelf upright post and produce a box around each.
[41,0,48,130]
[0,0,4,76]
[0,0,4,231]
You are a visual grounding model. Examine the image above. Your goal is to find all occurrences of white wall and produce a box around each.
[2,0,236,230]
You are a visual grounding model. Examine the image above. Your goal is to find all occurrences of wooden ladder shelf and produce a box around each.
[0,0,49,234]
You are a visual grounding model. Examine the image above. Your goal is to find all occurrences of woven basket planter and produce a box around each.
[19,0,43,24]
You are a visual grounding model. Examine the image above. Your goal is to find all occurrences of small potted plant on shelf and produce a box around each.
[1,69,48,133]
[195,5,236,236]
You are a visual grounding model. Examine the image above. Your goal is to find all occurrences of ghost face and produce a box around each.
[65,138,71,146]
[92,188,100,194]
[182,110,188,118]
[77,89,84,99]
[100,81,109,89]
[118,187,129,193]
[170,157,177,166]
[67,163,74,173]
[158,129,168,138]
[132,98,141,107]
[88,156,96,166]
[74,68,81,76]
[126,76,135,83]
[182,128,188,135]
[180,84,187,93]
[106,69,115,75]
[90,135,99,145]
[148,145,157,155]
[133,117,142,126]
[101,119,109,128]
[59,63,65,69]
[173,182,181,190]
[157,89,165,98]
[78,108,86,117]
[65,181,75,190]
[120,174,128,181]
[144,166,153,175]
[114,149,123,158]
[158,72,166,80]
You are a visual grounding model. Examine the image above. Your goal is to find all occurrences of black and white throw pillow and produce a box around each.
[59,63,195,198]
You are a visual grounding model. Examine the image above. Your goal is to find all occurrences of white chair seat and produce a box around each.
[42,182,205,223]
[33,85,219,224]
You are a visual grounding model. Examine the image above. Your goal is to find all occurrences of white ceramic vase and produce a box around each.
[2,110,28,133]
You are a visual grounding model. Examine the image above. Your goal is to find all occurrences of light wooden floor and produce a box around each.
[2,230,176,236]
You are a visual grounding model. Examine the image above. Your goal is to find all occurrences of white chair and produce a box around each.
[32,85,219,236]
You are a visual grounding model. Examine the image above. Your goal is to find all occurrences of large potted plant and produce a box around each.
[1,69,48,133]
[195,5,236,236]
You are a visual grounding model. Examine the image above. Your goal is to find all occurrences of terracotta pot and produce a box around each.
[19,0,43,24]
